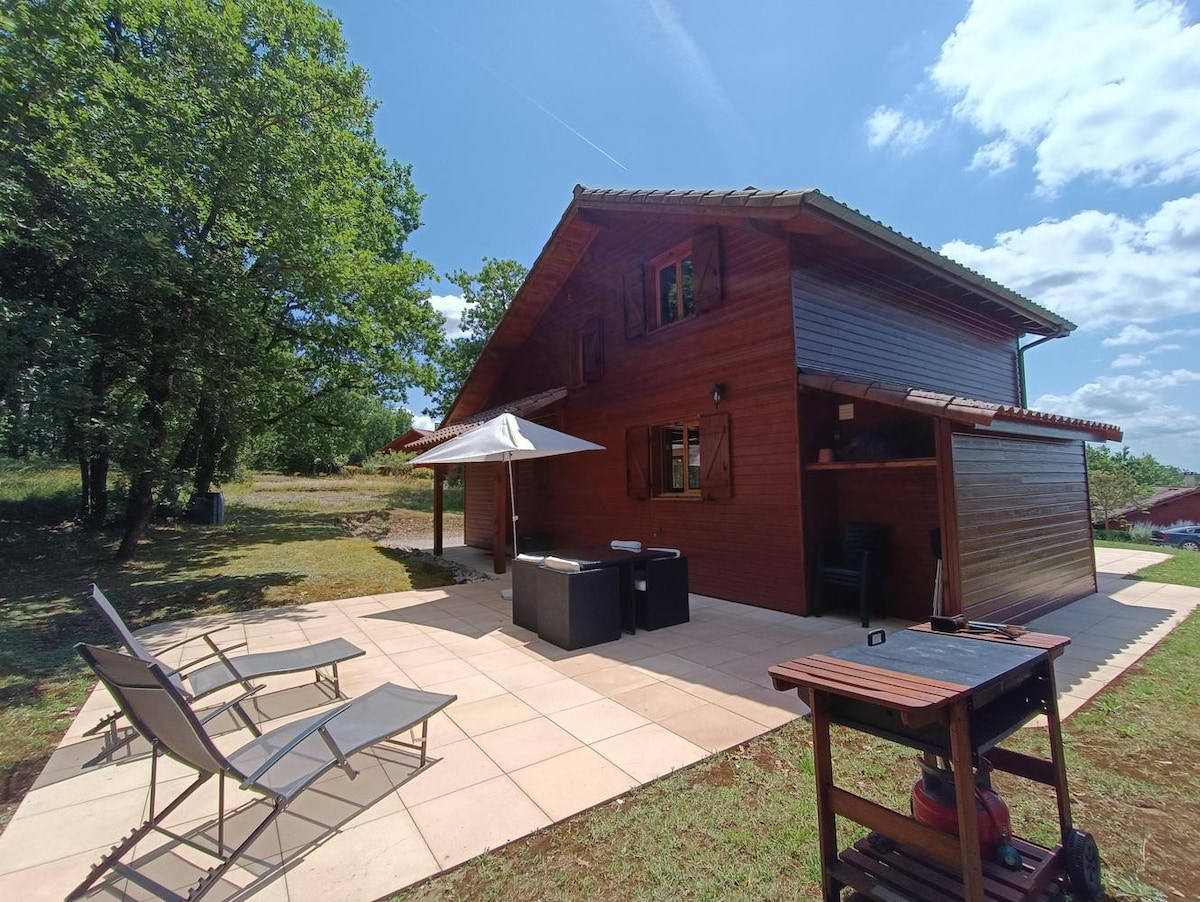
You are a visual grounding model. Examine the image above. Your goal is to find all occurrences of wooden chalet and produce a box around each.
[411,186,1122,625]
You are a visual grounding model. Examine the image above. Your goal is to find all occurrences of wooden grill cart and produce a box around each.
[769,626,1101,902]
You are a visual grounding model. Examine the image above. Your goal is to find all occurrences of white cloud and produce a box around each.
[1155,343,1184,352]
[931,0,1200,191]
[1103,324,1162,346]
[428,293,468,339]
[866,106,937,153]
[1112,354,1146,368]
[968,138,1017,173]
[940,193,1200,328]
[411,414,436,431]
[1034,370,1200,461]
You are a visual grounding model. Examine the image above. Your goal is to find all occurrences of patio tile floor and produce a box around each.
[1,546,1195,900]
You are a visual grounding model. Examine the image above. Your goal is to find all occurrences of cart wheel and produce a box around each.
[1066,830,1101,899]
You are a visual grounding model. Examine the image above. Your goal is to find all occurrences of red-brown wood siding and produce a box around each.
[468,214,804,611]
[952,433,1096,623]
[791,237,1022,404]
[464,462,495,549]
[1118,490,1200,527]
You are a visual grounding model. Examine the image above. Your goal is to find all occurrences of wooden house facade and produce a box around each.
[410,187,1122,625]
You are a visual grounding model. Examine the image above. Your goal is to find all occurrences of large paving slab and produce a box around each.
[0,545,1194,900]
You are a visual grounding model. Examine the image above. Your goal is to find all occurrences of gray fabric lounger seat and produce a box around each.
[71,643,455,902]
[84,584,365,762]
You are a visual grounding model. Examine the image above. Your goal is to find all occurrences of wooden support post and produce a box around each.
[1044,665,1074,845]
[432,466,444,557]
[493,464,507,574]
[809,692,842,902]
[949,701,985,902]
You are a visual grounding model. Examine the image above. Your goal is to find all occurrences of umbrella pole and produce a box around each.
[507,456,519,557]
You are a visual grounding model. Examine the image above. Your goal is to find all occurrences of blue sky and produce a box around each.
[325,0,1200,472]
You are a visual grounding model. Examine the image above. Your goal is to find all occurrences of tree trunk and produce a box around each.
[116,469,155,561]
[115,350,174,562]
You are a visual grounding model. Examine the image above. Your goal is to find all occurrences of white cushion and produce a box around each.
[610,539,642,552]
[541,556,582,573]
[648,547,681,557]
[514,553,546,564]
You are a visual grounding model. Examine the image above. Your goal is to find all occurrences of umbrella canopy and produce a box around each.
[409,413,604,465]
[410,413,604,555]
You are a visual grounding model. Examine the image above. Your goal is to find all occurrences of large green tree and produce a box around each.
[430,256,527,417]
[1,0,442,558]
[1085,445,1182,526]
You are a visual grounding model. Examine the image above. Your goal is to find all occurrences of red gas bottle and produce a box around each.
[910,757,1021,869]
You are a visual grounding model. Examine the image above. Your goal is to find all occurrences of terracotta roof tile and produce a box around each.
[405,387,568,450]
[796,370,1122,442]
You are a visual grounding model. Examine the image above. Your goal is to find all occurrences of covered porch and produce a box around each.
[795,370,1123,625]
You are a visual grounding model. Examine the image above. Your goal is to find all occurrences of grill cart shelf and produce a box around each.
[769,626,1100,902]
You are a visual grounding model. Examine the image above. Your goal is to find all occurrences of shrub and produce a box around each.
[360,450,416,476]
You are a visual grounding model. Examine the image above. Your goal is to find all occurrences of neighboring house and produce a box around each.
[409,186,1122,625]
[1107,478,1200,528]
[379,428,431,455]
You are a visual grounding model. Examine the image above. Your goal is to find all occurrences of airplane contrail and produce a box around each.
[398,3,628,171]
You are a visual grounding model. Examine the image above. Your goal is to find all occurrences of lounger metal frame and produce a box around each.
[70,643,454,902]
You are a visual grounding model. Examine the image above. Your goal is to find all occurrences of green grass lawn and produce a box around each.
[0,460,462,826]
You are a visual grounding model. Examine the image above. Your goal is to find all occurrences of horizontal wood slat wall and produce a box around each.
[952,433,1096,623]
[791,237,1022,404]
[466,213,805,611]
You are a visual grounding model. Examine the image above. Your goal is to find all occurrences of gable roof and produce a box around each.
[446,185,1078,425]
[796,370,1122,442]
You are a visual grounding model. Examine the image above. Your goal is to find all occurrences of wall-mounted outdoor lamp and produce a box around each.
[711,382,726,407]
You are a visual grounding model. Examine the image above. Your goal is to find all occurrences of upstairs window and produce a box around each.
[625,226,722,339]
[654,243,695,327]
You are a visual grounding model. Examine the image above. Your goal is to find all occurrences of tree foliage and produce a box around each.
[244,394,412,474]
[1,0,442,558]
[429,256,527,418]
[1085,444,1186,526]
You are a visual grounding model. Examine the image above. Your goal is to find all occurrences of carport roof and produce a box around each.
[796,370,1122,442]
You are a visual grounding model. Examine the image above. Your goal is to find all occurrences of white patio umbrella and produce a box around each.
[409,413,605,554]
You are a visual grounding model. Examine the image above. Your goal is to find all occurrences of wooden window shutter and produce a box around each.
[570,328,583,387]
[582,316,603,383]
[625,425,650,500]
[693,225,723,313]
[699,411,732,500]
[623,264,646,339]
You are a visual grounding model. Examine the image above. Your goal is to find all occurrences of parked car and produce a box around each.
[1149,525,1200,551]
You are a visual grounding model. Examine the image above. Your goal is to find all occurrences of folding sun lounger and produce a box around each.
[84,584,365,761]
[71,643,456,902]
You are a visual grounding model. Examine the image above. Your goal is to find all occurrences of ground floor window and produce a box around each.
[625,412,731,502]
[653,419,700,495]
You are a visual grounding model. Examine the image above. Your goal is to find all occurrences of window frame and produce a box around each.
[650,418,702,499]
[650,240,696,329]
